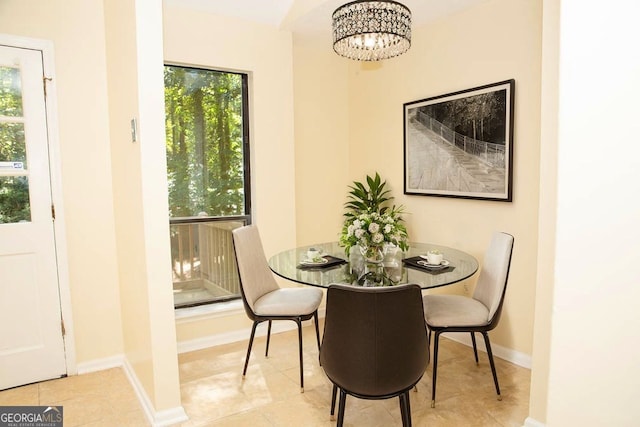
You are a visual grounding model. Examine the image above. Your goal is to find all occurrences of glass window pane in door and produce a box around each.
[0,66,23,117]
[0,176,31,223]
[0,123,27,166]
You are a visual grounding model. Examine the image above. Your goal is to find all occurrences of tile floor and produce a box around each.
[0,322,530,426]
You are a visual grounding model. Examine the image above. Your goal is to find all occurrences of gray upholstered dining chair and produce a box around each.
[231,224,323,392]
[320,283,429,426]
[423,231,514,408]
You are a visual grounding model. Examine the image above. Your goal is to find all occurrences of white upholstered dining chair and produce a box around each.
[423,231,514,407]
[231,224,323,392]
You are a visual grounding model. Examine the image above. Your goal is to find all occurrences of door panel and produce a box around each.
[0,45,66,389]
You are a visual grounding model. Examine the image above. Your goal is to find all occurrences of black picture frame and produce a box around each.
[403,79,514,201]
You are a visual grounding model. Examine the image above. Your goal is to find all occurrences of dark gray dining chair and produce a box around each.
[423,231,514,407]
[232,225,323,392]
[320,283,429,426]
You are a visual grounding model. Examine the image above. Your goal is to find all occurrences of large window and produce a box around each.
[164,65,250,308]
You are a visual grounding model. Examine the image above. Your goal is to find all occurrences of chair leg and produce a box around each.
[243,321,259,378]
[426,327,432,366]
[330,383,337,421]
[471,332,479,365]
[265,320,272,357]
[336,388,347,427]
[431,331,441,408]
[296,318,304,392]
[313,311,321,351]
[400,391,412,426]
[482,332,502,400]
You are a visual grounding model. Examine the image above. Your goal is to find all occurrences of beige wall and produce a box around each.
[104,0,182,413]
[1,0,182,414]
[542,0,640,424]
[102,0,148,382]
[291,0,544,359]
[0,0,305,365]
[0,0,542,363]
[292,32,350,245]
[529,0,559,421]
[343,0,541,356]
[162,4,300,341]
[171,0,543,359]
[0,0,124,363]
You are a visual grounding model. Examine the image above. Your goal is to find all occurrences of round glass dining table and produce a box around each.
[268,241,479,290]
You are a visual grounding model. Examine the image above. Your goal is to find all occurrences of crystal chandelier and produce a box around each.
[332,0,412,61]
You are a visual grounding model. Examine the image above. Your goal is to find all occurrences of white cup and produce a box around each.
[426,251,443,265]
[307,248,321,260]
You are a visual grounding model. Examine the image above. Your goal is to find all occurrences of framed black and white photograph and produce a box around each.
[403,80,514,201]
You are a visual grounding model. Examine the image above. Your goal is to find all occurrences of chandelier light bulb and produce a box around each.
[364,34,377,48]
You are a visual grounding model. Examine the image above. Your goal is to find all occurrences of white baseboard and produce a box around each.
[77,356,187,426]
[176,310,531,371]
[76,355,125,374]
[524,416,545,427]
[121,358,188,426]
[442,332,532,369]
[177,307,326,354]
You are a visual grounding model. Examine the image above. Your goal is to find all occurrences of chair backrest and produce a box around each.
[320,284,428,397]
[231,225,280,316]
[472,232,515,325]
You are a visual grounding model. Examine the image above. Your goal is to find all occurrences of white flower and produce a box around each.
[340,203,408,255]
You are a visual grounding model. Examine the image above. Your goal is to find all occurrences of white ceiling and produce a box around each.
[168,0,295,28]
[168,0,490,36]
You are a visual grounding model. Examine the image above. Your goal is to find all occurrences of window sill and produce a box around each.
[175,299,244,324]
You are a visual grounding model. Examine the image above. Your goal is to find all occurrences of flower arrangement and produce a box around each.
[339,172,409,257]
[340,210,408,259]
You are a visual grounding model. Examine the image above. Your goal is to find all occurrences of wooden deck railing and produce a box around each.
[170,218,247,303]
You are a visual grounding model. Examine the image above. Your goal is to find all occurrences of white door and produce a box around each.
[0,45,66,389]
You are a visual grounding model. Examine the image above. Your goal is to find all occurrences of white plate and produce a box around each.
[300,258,328,266]
[417,259,450,268]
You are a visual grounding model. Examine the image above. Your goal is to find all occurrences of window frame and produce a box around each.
[164,63,252,309]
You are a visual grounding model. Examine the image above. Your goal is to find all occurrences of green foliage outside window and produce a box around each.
[0,66,30,224]
[0,176,30,223]
[164,66,246,218]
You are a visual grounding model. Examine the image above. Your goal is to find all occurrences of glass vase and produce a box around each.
[359,244,384,264]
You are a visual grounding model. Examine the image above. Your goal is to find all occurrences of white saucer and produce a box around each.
[417,259,450,268]
[300,258,328,266]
